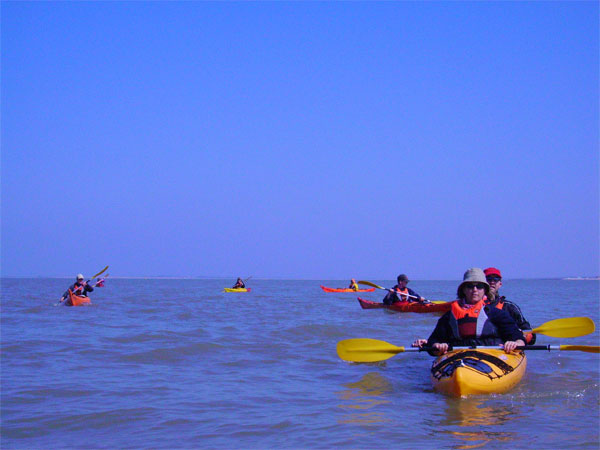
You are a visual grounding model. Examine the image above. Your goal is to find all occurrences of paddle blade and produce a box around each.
[357,280,385,290]
[559,345,600,353]
[337,338,405,363]
[532,317,595,338]
[91,265,109,279]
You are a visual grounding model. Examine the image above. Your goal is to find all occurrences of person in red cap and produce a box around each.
[484,267,535,344]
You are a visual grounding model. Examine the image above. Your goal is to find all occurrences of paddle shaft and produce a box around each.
[338,342,599,362]
[357,281,421,300]
[394,345,542,353]
[416,345,596,352]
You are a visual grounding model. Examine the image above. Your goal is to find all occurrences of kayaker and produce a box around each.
[484,267,536,344]
[413,268,525,355]
[58,274,94,306]
[348,279,359,291]
[383,274,426,304]
[232,277,246,289]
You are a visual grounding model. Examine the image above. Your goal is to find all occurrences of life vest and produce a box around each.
[72,282,85,295]
[394,287,410,302]
[449,299,498,339]
[350,283,359,291]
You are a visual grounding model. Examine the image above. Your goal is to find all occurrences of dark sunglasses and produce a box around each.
[464,283,487,290]
[486,276,501,282]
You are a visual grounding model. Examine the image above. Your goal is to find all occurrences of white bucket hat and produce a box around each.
[457,268,489,297]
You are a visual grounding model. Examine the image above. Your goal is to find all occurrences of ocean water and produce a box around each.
[1,278,599,449]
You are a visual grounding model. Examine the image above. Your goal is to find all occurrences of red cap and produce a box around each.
[484,267,502,278]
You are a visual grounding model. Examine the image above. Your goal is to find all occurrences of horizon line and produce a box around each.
[1,275,599,281]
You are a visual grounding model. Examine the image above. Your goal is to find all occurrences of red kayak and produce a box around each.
[357,297,452,313]
[68,290,92,306]
[321,285,376,293]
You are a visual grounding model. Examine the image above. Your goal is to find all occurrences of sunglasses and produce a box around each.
[486,276,501,282]
[464,283,487,290]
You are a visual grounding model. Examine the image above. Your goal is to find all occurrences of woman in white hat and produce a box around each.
[413,268,525,355]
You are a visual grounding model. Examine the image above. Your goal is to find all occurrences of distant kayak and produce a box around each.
[431,348,527,397]
[357,297,451,313]
[223,288,251,293]
[68,290,91,306]
[320,285,375,293]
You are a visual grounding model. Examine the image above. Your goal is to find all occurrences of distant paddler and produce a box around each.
[348,279,359,291]
[383,274,427,304]
[56,266,108,306]
[232,277,246,289]
[57,274,94,306]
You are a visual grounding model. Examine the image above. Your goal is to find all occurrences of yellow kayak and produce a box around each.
[223,287,251,293]
[431,348,526,397]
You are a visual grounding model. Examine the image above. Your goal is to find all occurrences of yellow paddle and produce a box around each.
[556,345,600,353]
[526,317,595,338]
[91,265,109,279]
[337,338,600,363]
[357,280,387,290]
[337,338,413,362]
[357,280,446,304]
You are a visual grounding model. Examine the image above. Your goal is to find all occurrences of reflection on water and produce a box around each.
[336,372,393,424]
[449,431,515,450]
[440,397,520,448]
[442,397,519,427]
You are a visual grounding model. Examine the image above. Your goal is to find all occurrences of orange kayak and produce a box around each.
[68,290,91,306]
[321,285,375,293]
[357,297,451,313]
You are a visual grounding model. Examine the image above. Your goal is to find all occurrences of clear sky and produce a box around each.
[2,1,598,279]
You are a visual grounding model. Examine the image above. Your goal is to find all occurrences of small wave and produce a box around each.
[272,324,347,340]
[118,342,225,364]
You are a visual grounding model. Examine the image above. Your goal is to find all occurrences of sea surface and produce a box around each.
[1,278,599,449]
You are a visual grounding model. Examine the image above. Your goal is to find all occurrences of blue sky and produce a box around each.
[2,1,598,279]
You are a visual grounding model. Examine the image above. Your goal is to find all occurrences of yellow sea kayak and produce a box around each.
[223,288,251,293]
[431,348,526,397]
